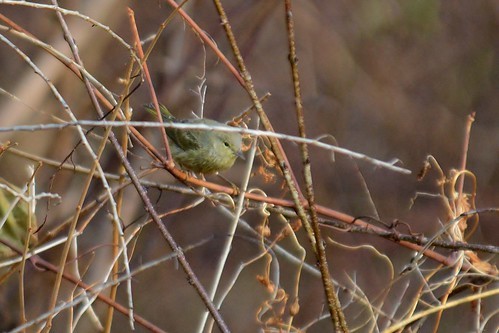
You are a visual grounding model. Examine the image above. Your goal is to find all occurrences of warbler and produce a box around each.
[145,104,244,174]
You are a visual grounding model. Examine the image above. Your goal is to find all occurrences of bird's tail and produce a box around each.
[144,103,175,121]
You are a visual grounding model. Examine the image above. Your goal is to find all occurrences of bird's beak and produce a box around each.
[235,150,245,160]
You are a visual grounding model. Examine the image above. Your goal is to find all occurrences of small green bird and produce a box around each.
[145,104,244,174]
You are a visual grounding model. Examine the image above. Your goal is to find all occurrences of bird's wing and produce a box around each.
[168,119,202,150]
[144,104,198,149]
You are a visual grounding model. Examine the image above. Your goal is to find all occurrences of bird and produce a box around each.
[144,104,244,174]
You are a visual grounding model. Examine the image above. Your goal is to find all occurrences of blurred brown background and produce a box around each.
[0,0,497,332]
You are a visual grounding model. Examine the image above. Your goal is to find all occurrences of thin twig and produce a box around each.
[200,117,260,332]
[0,120,411,174]
[457,112,475,197]
[284,1,348,330]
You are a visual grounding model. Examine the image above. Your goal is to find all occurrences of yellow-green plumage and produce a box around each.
[0,179,38,258]
[145,104,243,173]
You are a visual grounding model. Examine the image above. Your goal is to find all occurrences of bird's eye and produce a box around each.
[223,141,230,147]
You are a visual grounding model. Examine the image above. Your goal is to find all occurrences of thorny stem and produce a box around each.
[284,1,348,331]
